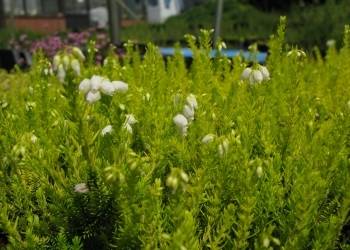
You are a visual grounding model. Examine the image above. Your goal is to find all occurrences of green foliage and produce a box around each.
[123,0,349,50]
[0,21,350,250]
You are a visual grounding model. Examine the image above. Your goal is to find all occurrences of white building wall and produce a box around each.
[146,0,183,24]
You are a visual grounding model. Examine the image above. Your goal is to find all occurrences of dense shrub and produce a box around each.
[0,19,350,249]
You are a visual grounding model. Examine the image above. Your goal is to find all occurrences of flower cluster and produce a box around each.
[123,114,138,134]
[241,65,270,84]
[79,75,128,104]
[166,168,189,192]
[173,94,198,137]
[53,47,85,83]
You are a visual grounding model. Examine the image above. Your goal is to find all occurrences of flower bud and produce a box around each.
[100,80,115,96]
[90,75,103,91]
[173,114,188,137]
[241,67,252,80]
[72,47,86,61]
[112,81,128,93]
[183,105,195,121]
[258,65,270,80]
[249,70,263,84]
[71,59,81,75]
[86,90,101,104]
[57,64,66,83]
[79,79,91,94]
[201,134,215,144]
[186,94,198,110]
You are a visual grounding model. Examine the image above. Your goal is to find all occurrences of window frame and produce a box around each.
[3,0,62,17]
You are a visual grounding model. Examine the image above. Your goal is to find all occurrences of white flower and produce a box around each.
[71,59,81,75]
[166,176,179,190]
[62,55,70,70]
[123,114,138,134]
[180,171,189,183]
[79,79,91,94]
[183,105,195,121]
[90,75,103,91]
[249,70,263,84]
[57,64,66,83]
[201,134,215,144]
[103,58,109,66]
[125,114,138,125]
[242,67,268,84]
[173,114,188,137]
[218,139,229,156]
[258,65,270,80]
[72,47,85,61]
[30,134,38,143]
[326,39,336,48]
[186,94,198,110]
[74,183,89,193]
[241,67,252,80]
[218,41,227,51]
[86,90,101,104]
[100,79,116,96]
[53,54,61,70]
[112,81,128,93]
[123,123,133,134]
[101,125,113,136]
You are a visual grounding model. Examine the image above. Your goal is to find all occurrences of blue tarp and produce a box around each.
[159,47,267,63]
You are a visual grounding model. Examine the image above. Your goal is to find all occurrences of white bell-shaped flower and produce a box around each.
[100,79,116,96]
[201,134,215,144]
[218,139,229,156]
[90,75,103,91]
[57,64,66,83]
[258,65,270,80]
[53,54,61,70]
[123,114,138,134]
[249,70,263,84]
[86,90,101,104]
[186,94,198,110]
[62,55,70,70]
[173,114,188,137]
[241,67,252,80]
[125,114,138,125]
[31,134,38,144]
[71,59,81,76]
[101,125,113,136]
[123,123,133,134]
[72,47,86,61]
[79,79,91,94]
[180,171,189,183]
[112,81,128,93]
[183,104,195,121]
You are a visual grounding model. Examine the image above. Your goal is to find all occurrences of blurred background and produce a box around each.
[0,0,349,62]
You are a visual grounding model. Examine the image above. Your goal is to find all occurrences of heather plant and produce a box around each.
[8,29,109,64]
[0,18,350,250]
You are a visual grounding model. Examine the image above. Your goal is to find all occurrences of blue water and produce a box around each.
[159,47,267,63]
